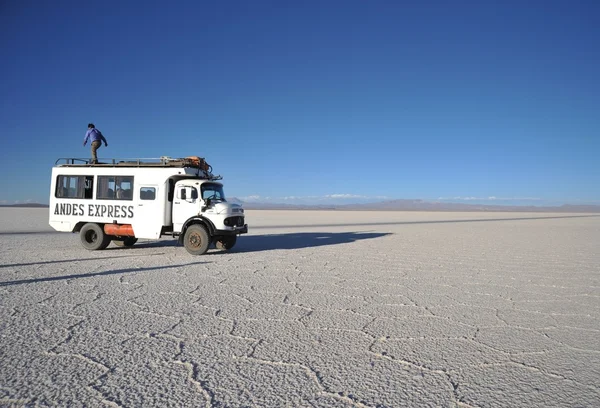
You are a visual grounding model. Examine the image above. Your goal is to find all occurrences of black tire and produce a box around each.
[113,237,138,247]
[183,224,210,255]
[215,235,237,251]
[80,223,111,250]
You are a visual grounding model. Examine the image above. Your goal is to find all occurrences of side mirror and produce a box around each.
[200,197,211,212]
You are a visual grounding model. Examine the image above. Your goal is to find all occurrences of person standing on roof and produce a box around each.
[83,123,108,164]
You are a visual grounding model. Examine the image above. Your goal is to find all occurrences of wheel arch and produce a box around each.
[73,221,93,233]
[181,216,215,237]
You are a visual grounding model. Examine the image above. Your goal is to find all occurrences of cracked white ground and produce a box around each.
[1,208,599,407]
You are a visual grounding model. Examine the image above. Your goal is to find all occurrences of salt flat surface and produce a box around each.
[1,208,599,407]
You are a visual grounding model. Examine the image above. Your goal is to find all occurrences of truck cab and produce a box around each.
[171,179,247,254]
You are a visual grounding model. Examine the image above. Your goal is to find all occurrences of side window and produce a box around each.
[97,176,134,200]
[140,187,156,200]
[55,175,93,199]
[118,177,133,199]
[97,176,115,199]
[177,186,198,200]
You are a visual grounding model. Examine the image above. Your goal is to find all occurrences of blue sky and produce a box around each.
[1,0,598,206]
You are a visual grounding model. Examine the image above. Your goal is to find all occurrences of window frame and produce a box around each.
[96,176,135,200]
[177,186,198,201]
[201,182,226,201]
[140,187,156,201]
[55,175,94,199]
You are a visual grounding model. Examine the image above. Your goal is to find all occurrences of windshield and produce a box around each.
[201,183,226,202]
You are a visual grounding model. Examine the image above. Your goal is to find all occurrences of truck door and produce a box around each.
[172,183,200,232]
[133,184,161,239]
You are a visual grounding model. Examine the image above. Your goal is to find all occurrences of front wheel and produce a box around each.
[80,223,111,250]
[215,235,237,251]
[183,224,210,255]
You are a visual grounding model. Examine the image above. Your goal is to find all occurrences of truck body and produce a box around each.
[48,156,247,254]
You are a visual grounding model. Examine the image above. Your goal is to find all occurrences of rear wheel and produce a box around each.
[215,235,237,251]
[80,223,111,250]
[113,237,138,247]
[183,224,210,255]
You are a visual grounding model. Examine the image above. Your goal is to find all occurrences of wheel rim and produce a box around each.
[85,230,97,244]
[189,232,202,249]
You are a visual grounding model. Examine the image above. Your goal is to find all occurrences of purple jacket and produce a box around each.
[84,128,107,145]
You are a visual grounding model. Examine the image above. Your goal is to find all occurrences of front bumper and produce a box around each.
[215,224,248,236]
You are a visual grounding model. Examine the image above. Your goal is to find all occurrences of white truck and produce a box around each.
[48,156,248,255]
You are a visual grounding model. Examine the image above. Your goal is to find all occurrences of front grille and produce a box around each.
[224,216,244,227]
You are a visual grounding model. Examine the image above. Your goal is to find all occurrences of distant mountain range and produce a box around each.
[0,203,49,208]
[232,198,600,213]
[2,199,599,213]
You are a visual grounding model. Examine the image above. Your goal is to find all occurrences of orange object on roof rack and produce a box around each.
[184,156,211,172]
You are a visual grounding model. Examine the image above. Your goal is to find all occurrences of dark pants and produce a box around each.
[91,141,102,163]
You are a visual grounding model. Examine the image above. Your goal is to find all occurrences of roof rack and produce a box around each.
[54,156,222,179]
[56,156,206,167]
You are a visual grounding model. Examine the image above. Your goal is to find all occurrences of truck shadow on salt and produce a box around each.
[0,261,209,287]
[1,254,156,269]
[112,232,391,253]
[233,231,391,252]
